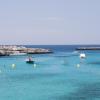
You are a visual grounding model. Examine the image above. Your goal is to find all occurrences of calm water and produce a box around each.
[0,45,100,100]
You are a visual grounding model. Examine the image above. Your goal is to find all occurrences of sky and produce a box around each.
[0,0,100,45]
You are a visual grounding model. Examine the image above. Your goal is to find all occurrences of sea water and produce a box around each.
[0,45,100,100]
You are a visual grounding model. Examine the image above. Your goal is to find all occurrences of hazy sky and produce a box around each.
[0,0,100,45]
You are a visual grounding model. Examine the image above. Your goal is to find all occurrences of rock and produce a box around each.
[0,45,53,56]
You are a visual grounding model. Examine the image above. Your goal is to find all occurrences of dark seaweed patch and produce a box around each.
[87,61,100,65]
[56,82,100,100]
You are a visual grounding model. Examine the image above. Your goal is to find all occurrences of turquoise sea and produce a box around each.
[0,45,100,100]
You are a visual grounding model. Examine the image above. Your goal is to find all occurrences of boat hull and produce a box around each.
[26,61,34,64]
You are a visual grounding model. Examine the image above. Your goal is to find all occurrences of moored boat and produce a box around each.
[80,53,86,58]
[26,60,34,64]
[25,57,34,64]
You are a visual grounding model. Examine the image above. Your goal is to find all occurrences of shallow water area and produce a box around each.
[0,45,100,100]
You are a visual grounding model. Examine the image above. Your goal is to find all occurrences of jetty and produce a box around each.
[76,47,100,50]
[0,45,53,56]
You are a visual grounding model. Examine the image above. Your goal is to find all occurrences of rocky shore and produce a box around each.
[0,45,53,56]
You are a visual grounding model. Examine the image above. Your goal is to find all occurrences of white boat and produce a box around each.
[80,53,86,58]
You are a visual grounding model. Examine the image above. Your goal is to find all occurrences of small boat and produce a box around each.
[26,60,34,64]
[80,53,86,58]
[25,57,34,64]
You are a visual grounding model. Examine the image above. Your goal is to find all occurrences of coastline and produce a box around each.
[76,47,100,50]
[0,45,53,56]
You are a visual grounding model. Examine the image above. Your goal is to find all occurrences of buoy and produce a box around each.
[0,70,2,74]
[80,53,86,59]
[33,64,36,68]
[11,64,16,69]
[77,64,80,68]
